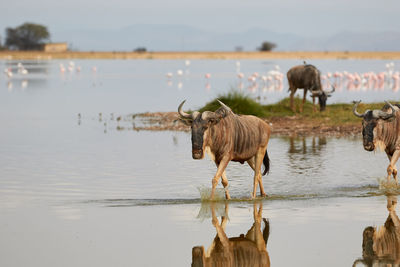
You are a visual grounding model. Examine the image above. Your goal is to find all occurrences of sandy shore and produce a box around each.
[1,51,400,60]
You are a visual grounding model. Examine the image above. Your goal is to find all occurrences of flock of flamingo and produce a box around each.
[321,62,400,92]
[2,60,399,93]
[166,61,400,93]
[2,61,100,90]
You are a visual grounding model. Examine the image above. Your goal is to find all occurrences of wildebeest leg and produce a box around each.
[254,202,266,250]
[221,203,229,230]
[211,157,230,200]
[252,147,267,198]
[214,161,231,199]
[312,96,317,112]
[210,203,230,248]
[387,150,400,183]
[249,157,266,196]
[289,87,296,112]
[221,171,231,200]
[300,89,307,113]
[247,157,255,171]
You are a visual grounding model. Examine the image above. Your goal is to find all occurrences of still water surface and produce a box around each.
[1,59,400,266]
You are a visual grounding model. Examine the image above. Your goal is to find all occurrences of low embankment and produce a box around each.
[127,96,388,137]
[1,51,400,60]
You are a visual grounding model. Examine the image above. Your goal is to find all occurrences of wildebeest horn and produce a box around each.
[325,85,335,95]
[352,100,366,118]
[178,100,192,119]
[385,100,397,116]
[372,100,397,120]
[217,100,232,112]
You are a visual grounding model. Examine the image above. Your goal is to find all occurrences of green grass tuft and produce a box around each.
[199,91,268,117]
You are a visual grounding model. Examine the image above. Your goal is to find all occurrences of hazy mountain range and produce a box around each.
[52,24,400,52]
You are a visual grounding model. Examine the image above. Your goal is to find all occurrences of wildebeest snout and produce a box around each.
[192,148,203,159]
[363,141,375,151]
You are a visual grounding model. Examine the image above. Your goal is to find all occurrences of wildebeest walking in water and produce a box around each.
[178,100,271,200]
[287,63,335,112]
[353,100,400,183]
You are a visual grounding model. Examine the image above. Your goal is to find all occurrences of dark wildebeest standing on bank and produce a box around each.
[178,100,271,200]
[353,100,400,183]
[353,196,400,266]
[192,202,270,267]
[287,64,335,112]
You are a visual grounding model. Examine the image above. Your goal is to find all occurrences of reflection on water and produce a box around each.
[3,61,49,91]
[286,136,327,176]
[192,202,270,267]
[288,136,327,155]
[5,60,50,75]
[354,195,400,266]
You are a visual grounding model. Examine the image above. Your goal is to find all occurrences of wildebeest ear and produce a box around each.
[207,117,221,125]
[215,107,229,118]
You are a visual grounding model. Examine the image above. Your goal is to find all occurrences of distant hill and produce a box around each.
[52,24,400,52]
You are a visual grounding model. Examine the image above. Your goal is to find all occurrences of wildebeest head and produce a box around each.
[353,100,397,151]
[310,86,335,111]
[178,100,230,159]
[362,226,375,259]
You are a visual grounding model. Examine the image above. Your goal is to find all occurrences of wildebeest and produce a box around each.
[192,202,270,267]
[287,64,335,112]
[353,196,400,266]
[353,100,400,183]
[178,100,271,200]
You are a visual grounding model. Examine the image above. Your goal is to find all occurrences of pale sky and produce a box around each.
[1,0,399,39]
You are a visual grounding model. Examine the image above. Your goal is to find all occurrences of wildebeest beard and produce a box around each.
[318,93,327,111]
[191,117,207,159]
[362,111,377,151]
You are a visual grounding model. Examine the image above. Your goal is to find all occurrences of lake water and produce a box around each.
[1,58,400,266]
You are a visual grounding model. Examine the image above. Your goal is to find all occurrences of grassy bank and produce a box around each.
[1,51,400,60]
[199,92,391,128]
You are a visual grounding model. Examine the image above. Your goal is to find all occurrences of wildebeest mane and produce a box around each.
[374,105,400,152]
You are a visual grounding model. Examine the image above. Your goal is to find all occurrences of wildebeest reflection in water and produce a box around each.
[287,136,327,176]
[192,202,270,267]
[353,195,400,266]
[288,136,327,155]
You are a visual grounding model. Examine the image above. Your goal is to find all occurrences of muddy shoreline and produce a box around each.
[2,51,400,60]
[130,112,361,137]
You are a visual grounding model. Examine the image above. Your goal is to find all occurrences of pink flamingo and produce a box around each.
[4,68,13,78]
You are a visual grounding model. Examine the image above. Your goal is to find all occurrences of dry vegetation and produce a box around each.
[2,51,400,60]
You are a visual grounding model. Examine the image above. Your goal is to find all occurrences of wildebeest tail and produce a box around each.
[262,218,270,245]
[262,149,270,175]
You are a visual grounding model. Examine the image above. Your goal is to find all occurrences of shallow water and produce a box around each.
[1,59,400,117]
[1,59,400,266]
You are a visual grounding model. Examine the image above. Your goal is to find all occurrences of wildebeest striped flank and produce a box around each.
[178,100,272,200]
